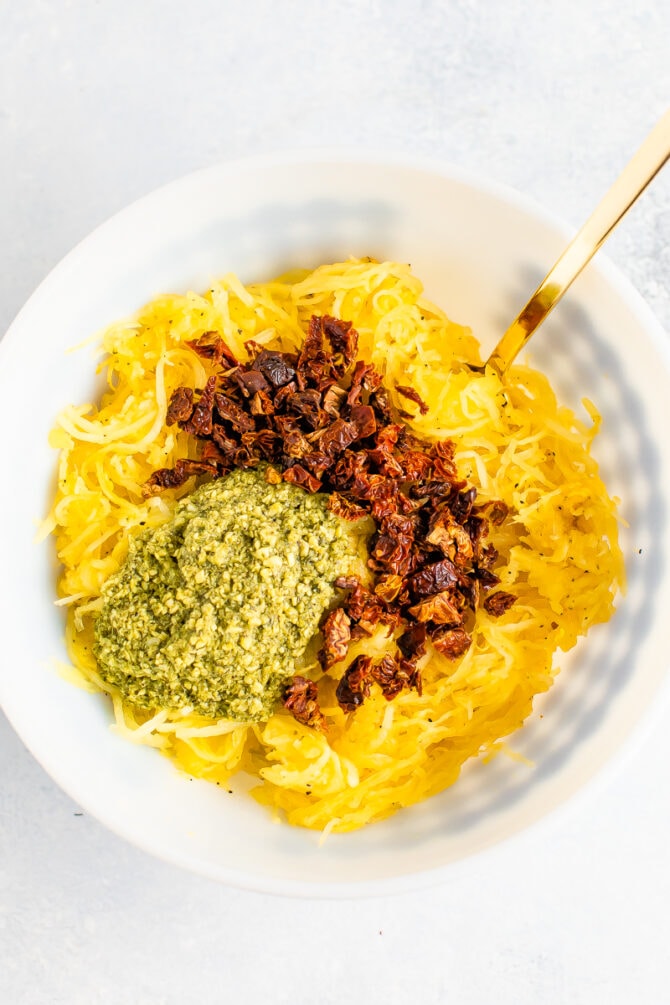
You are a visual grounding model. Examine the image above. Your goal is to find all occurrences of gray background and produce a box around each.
[2,2,669,1003]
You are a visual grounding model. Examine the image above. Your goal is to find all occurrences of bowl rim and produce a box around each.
[2,147,669,898]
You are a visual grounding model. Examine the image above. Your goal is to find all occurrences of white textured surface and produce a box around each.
[1,3,669,1003]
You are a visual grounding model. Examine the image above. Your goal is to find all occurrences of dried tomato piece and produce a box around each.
[465,514,487,553]
[186,331,238,367]
[426,511,474,566]
[252,349,297,388]
[373,574,403,603]
[211,425,240,456]
[319,419,359,457]
[200,441,230,467]
[166,387,194,426]
[214,393,256,434]
[398,449,433,481]
[379,511,416,539]
[396,384,429,415]
[396,623,427,660]
[476,543,497,570]
[322,384,346,418]
[318,608,351,669]
[264,465,282,485]
[182,376,217,437]
[234,369,270,397]
[349,473,398,502]
[431,626,472,659]
[450,487,478,523]
[327,492,369,521]
[297,316,332,388]
[272,413,300,437]
[458,576,480,612]
[374,423,402,452]
[409,558,461,598]
[272,381,299,411]
[370,532,413,577]
[250,389,275,417]
[370,655,411,700]
[487,500,509,526]
[331,450,370,490]
[322,315,358,371]
[431,446,458,483]
[289,389,325,429]
[476,568,501,590]
[282,464,322,493]
[295,315,355,383]
[142,458,218,496]
[302,450,333,476]
[401,657,423,695]
[366,447,405,478]
[336,655,373,712]
[231,445,256,468]
[347,359,381,406]
[345,583,400,634]
[283,676,326,731]
[240,429,281,461]
[348,404,377,440]
[483,591,517,617]
[408,590,462,625]
[370,496,402,522]
[281,427,313,459]
[370,387,392,422]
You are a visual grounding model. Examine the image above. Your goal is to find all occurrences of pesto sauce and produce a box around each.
[93,468,354,721]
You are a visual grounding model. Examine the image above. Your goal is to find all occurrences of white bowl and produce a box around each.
[1,152,669,897]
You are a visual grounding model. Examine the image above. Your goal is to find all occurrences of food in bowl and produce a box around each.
[44,258,624,832]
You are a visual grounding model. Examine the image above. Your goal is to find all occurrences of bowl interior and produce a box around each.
[1,153,668,896]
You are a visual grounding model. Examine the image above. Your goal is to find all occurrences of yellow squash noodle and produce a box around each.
[46,259,624,832]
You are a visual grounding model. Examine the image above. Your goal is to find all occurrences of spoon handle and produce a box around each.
[486,108,670,377]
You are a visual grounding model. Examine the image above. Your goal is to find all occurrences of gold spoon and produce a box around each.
[483,107,670,378]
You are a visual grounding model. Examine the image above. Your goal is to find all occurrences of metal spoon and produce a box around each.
[483,108,670,378]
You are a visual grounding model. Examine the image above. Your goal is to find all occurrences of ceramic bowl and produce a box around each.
[1,152,668,896]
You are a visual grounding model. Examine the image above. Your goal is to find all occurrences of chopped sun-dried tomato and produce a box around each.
[251,349,297,388]
[486,499,509,526]
[318,607,351,669]
[408,590,462,625]
[182,376,217,436]
[283,676,326,731]
[483,591,517,617]
[166,386,195,426]
[234,368,270,397]
[430,626,472,659]
[426,511,474,566]
[370,655,411,700]
[322,384,346,417]
[396,384,429,415]
[214,392,256,434]
[396,623,427,660]
[146,312,514,716]
[408,558,461,598]
[319,419,359,456]
[373,573,403,603]
[142,458,219,496]
[327,492,369,521]
[348,404,377,440]
[336,655,373,712]
[282,464,322,493]
[186,331,239,367]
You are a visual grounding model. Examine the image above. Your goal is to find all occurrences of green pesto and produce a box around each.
[93,467,354,721]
